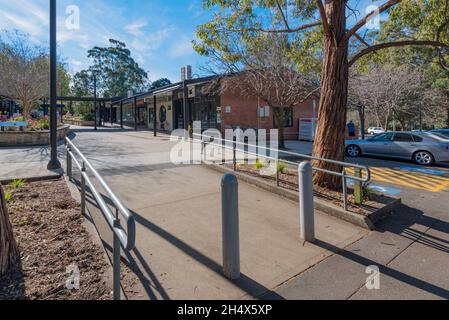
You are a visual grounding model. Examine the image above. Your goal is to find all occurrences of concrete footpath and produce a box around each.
[0,143,64,181]
[65,127,368,300]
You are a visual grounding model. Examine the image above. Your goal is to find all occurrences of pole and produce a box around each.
[120,102,123,129]
[47,0,61,170]
[221,174,240,280]
[66,146,72,180]
[134,97,138,131]
[153,95,157,136]
[93,74,98,131]
[113,219,121,301]
[298,162,315,242]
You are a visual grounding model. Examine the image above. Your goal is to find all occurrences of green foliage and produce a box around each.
[4,191,11,203]
[278,161,287,174]
[10,116,25,122]
[151,78,172,90]
[10,179,25,190]
[82,114,95,121]
[254,159,266,170]
[81,39,149,98]
[28,118,50,131]
[362,184,371,201]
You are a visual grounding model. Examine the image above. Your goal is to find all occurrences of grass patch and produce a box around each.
[10,179,25,189]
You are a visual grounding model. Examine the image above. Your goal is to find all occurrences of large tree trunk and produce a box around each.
[0,184,19,276]
[312,1,348,190]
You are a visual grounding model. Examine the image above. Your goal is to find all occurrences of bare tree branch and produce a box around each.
[316,0,330,36]
[229,21,321,34]
[275,0,290,31]
[344,0,402,42]
[349,40,449,66]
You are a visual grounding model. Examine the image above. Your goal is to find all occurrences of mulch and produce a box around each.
[0,179,112,300]
[228,162,389,215]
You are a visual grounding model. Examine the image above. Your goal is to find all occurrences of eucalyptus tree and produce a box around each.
[195,0,449,189]
[78,39,149,98]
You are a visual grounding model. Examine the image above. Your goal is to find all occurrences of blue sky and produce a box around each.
[0,0,383,83]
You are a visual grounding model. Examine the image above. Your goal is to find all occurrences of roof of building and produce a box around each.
[111,75,218,106]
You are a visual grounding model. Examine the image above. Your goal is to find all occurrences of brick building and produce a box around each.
[109,67,319,141]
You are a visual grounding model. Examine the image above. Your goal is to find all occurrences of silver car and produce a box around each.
[346,132,449,165]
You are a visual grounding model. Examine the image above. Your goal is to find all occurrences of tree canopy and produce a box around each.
[151,78,172,90]
[73,39,149,98]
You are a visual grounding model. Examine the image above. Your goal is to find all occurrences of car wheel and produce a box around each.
[346,145,361,157]
[414,151,434,166]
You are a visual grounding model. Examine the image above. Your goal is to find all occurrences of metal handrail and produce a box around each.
[65,137,136,300]
[193,133,371,183]
[192,133,372,211]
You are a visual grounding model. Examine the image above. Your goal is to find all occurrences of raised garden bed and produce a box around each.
[0,125,70,147]
[203,162,401,230]
[64,119,95,127]
[0,179,112,300]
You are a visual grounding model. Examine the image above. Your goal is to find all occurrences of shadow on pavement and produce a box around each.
[76,179,284,300]
[262,203,449,300]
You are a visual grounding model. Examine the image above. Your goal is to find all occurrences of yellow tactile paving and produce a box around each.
[347,167,449,193]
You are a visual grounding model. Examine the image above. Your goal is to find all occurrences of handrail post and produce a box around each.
[222,138,225,165]
[81,162,86,216]
[298,162,315,242]
[221,174,240,280]
[201,140,205,164]
[233,137,237,171]
[66,146,72,180]
[113,218,121,300]
[244,137,248,166]
[275,153,280,187]
[342,169,348,211]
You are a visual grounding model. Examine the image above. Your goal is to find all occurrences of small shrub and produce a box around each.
[362,184,371,200]
[4,191,11,203]
[278,161,288,174]
[82,114,95,121]
[255,159,266,170]
[10,179,25,189]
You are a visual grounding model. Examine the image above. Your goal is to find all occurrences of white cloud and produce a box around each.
[124,20,148,36]
[169,35,194,58]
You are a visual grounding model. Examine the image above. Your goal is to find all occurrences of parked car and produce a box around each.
[367,127,385,135]
[346,132,449,165]
[430,129,449,140]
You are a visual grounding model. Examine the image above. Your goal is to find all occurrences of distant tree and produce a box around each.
[151,78,172,90]
[83,39,149,97]
[349,65,446,131]
[0,184,19,277]
[0,31,49,118]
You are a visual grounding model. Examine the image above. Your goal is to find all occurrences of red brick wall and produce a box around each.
[220,89,317,140]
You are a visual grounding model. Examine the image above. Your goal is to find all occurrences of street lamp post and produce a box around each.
[47,0,61,170]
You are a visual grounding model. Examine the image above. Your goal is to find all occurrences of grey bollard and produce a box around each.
[298,162,315,242]
[221,174,240,280]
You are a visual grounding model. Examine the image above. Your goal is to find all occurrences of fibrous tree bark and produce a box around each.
[0,184,19,277]
[312,0,349,188]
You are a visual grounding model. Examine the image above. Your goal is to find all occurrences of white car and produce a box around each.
[367,127,385,135]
